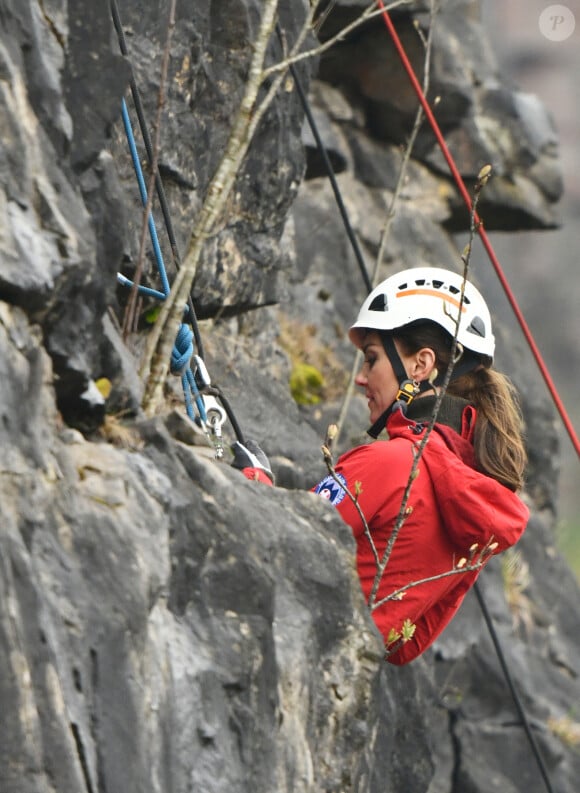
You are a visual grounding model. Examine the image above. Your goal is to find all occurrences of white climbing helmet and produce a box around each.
[349,266,495,359]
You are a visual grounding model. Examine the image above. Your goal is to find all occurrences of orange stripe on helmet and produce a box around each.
[396,288,466,312]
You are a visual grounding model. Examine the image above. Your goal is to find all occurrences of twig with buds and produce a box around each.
[322,424,380,568]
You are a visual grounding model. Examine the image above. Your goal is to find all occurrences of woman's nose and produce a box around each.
[355,369,367,387]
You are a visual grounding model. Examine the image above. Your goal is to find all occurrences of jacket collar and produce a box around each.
[386,395,478,467]
[405,393,470,434]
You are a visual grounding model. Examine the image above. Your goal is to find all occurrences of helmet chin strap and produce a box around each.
[367,335,420,438]
[366,333,442,439]
[366,334,482,438]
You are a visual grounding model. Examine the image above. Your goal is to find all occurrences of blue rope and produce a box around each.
[116,272,167,301]
[170,324,207,423]
[170,323,194,372]
[120,98,206,426]
[121,97,171,298]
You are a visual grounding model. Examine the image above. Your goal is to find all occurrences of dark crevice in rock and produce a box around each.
[73,666,83,693]
[38,0,66,49]
[157,162,197,190]
[449,710,462,793]
[90,649,107,793]
[70,722,95,793]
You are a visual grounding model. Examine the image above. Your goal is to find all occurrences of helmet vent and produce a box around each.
[369,293,388,312]
[433,280,444,288]
[466,315,486,337]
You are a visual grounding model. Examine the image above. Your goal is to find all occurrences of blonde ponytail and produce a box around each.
[449,368,527,491]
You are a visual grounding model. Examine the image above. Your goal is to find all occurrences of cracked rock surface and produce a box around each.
[0,2,579,792]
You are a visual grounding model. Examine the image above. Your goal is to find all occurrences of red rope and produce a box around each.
[377,2,580,459]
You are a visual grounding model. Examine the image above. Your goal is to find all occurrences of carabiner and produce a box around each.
[200,395,227,459]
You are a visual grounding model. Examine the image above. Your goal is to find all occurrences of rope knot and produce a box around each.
[170,323,194,374]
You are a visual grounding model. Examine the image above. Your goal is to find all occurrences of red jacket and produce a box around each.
[312,405,529,664]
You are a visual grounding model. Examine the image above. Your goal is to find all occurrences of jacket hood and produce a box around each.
[386,407,529,552]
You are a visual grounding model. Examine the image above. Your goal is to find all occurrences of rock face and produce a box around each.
[0,2,579,793]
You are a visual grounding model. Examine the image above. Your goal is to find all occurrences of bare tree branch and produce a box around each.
[371,537,498,611]
[262,0,413,79]
[373,3,438,278]
[322,429,380,569]
[313,0,339,36]
[137,0,419,417]
[139,0,283,414]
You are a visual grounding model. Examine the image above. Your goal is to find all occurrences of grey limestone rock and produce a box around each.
[1,2,579,792]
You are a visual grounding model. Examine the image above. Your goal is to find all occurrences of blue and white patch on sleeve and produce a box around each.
[314,472,347,506]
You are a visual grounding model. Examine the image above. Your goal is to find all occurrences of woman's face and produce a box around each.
[355,332,408,424]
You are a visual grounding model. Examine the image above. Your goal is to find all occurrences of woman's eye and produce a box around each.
[365,356,376,368]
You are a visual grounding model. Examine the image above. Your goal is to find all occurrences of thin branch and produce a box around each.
[322,431,380,569]
[367,163,492,608]
[313,0,339,36]
[334,1,438,446]
[137,1,417,416]
[371,537,498,610]
[262,0,413,79]
[122,0,177,339]
[373,4,438,279]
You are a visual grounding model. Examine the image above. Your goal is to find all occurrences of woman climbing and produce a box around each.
[232,266,529,664]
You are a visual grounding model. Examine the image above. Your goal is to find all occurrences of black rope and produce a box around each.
[474,582,555,793]
[205,387,245,445]
[110,0,246,443]
[277,24,372,293]
[282,18,556,793]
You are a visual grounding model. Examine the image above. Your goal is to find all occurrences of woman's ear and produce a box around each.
[411,347,437,382]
